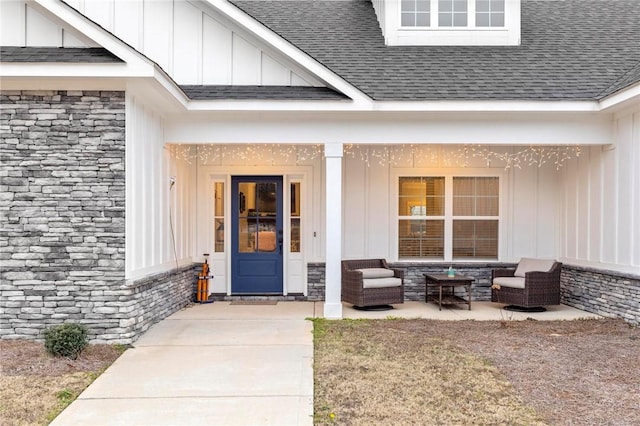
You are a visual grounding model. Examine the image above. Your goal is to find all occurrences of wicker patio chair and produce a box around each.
[341,259,404,310]
[491,258,562,312]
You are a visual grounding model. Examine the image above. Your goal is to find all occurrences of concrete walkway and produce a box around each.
[51,302,317,426]
[52,301,599,425]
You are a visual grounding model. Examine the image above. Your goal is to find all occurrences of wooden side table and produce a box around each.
[424,273,473,311]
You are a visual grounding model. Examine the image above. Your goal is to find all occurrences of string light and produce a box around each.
[167,143,581,170]
[167,144,324,165]
[453,145,582,170]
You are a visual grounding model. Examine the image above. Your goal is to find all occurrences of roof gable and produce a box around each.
[0,0,157,73]
[0,0,362,104]
[43,0,326,88]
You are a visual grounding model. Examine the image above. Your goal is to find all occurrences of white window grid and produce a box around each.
[394,171,503,261]
[400,0,506,29]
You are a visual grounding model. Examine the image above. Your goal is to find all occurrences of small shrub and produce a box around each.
[44,323,88,359]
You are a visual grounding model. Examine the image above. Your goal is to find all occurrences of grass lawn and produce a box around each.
[313,318,543,425]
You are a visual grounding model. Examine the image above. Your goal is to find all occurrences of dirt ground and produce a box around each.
[314,318,639,426]
[0,341,124,426]
[406,318,639,425]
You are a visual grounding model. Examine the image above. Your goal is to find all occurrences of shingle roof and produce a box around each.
[231,0,640,101]
[0,46,122,63]
[181,85,350,100]
[599,61,640,99]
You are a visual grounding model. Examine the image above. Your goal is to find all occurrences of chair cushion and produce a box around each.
[363,277,402,289]
[493,277,526,289]
[356,268,395,279]
[514,258,555,277]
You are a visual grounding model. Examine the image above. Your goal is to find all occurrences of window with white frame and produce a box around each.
[452,177,499,258]
[213,181,225,252]
[398,175,499,259]
[400,0,506,28]
[476,0,505,27]
[439,0,468,27]
[398,177,445,257]
[401,0,430,27]
[290,181,301,253]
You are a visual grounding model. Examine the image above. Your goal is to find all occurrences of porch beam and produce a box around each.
[323,143,343,319]
[166,112,613,146]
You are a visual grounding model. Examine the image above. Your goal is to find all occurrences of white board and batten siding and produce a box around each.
[15,0,321,87]
[559,106,640,273]
[126,94,197,280]
[341,145,562,263]
[0,0,96,47]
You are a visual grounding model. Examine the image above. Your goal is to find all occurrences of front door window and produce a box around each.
[231,177,283,294]
[238,182,278,253]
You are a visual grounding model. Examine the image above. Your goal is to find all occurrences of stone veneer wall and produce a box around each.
[307,262,326,301]
[395,262,507,301]
[124,264,197,342]
[561,265,640,326]
[307,262,509,302]
[308,261,640,326]
[1,91,128,341]
[0,90,197,343]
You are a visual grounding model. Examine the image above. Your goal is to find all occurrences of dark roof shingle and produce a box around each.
[0,46,122,63]
[180,85,350,100]
[231,0,640,101]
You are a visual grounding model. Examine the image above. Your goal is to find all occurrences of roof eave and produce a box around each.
[204,0,371,107]
[598,82,640,112]
[0,62,152,78]
[177,98,601,113]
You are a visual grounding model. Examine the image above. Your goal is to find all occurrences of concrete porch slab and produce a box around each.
[340,301,602,321]
[169,301,318,320]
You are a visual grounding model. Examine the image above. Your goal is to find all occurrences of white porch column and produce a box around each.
[323,143,343,319]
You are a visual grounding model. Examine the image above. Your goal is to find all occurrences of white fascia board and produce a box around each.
[124,78,184,115]
[182,98,602,113]
[152,67,190,109]
[372,100,602,113]
[0,64,189,111]
[0,62,152,78]
[204,0,372,106]
[0,76,126,91]
[32,0,154,75]
[599,82,640,112]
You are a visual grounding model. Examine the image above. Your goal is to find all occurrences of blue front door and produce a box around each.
[231,176,283,294]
